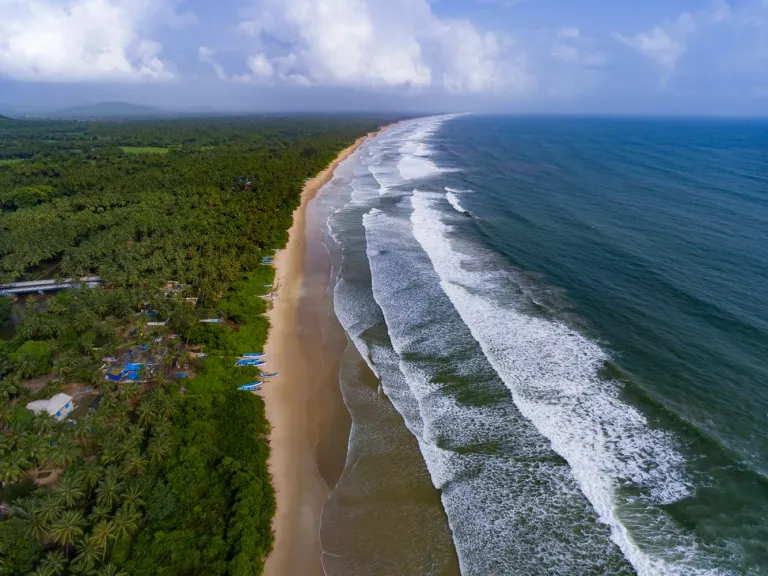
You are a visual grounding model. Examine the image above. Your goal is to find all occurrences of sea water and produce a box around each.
[319,115,768,575]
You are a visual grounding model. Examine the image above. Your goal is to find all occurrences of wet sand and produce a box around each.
[261,131,387,576]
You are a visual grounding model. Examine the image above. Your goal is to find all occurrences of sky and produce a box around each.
[0,0,767,115]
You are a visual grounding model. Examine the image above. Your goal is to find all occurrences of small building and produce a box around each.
[26,393,75,421]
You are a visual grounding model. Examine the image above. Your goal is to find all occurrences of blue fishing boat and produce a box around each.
[241,353,265,358]
[235,359,266,367]
[238,383,262,391]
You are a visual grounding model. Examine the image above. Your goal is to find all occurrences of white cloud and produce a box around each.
[551,27,606,67]
[246,54,274,79]
[232,0,534,94]
[613,0,733,73]
[0,0,183,81]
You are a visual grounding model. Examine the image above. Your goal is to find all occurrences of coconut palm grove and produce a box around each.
[0,114,386,575]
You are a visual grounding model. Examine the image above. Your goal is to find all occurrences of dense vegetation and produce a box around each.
[0,114,388,575]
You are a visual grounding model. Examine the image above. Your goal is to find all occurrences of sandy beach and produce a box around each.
[261,128,388,576]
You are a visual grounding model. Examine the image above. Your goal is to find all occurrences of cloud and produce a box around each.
[0,0,186,81]
[613,0,732,73]
[551,27,606,68]
[231,0,534,94]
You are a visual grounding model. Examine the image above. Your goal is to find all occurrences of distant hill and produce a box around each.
[56,102,164,119]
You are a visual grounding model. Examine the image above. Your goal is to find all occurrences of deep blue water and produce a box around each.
[325,115,768,575]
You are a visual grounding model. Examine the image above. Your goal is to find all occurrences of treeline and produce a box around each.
[0,115,393,575]
[0,116,385,297]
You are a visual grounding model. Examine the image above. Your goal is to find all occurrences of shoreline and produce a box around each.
[261,125,393,576]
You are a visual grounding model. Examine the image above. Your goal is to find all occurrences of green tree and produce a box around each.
[10,340,53,378]
[136,402,157,427]
[36,550,68,576]
[53,352,78,382]
[81,460,103,493]
[21,433,50,467]
[146,436,172,467]
[11,498,48,541]
[121,449,147,476]
[90,520,116,563]
[72,536,101,574]
[96,466,123,510]
[34,412,57,436]
[49,509,86,549]
[88,503,111,525]
[55,470,86,507]
[91,564,127,576]
[38,493,64,525]
[112,506,138,542]
[48,437,81,469]
[121,482,145,512]
[0,518,43,575]
[117,381,140,402]
[0,450,29,484]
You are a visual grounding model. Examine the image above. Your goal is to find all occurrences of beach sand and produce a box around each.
[261,130,387,576]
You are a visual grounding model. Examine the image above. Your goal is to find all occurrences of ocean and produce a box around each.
[315,115,768,575]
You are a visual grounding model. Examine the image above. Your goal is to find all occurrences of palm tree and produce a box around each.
[128,423,146,446]
[82,460,103,494]
[121,482,145,512]
[55,470,86,507]
[155,393,178,421]
[73,311,95,334]
[73,419,95,449]
[12,498,48,541]
[99,436,121,466]
[15,353,40,378]
[53,353,77,383]
[0,403,16,426]
[36,550,67,576]
[117,381,140,402]
[34,412,58,435]
[21,434,50,467]
[96,466,123,510]
[146,437,172,467]
[72,536,101,574]
[111,412,130,440]
[49,509,86,548]
[48,437,81,469]
[91,564,127,576]
[90,520,117,563]
[88,503,111,525]
[0,450,29,484]
[136,402,157,427]
[112,506,138,542]
[38,493,64,525]
[120,450,147,476]
[0,377,19,401]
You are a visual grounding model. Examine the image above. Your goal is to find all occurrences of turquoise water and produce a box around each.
[324,116,768,575]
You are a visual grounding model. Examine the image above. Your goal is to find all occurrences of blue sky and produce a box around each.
[0,0,766,115]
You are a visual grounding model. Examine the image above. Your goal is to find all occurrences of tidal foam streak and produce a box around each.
[410,190,725,576]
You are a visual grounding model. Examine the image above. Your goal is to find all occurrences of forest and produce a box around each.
[0,114,389,575]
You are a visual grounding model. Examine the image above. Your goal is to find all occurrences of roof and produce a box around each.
[26,393,74,416]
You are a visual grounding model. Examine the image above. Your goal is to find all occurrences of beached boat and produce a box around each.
[261,372,279,378]
[235,359,266,367]
[241,353,265,358]
[237,383,262,391]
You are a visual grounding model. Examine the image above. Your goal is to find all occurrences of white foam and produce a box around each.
[410,190,726,576]
[446,191,468,214]
[397,154,441,181]
[359,205,633,574]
